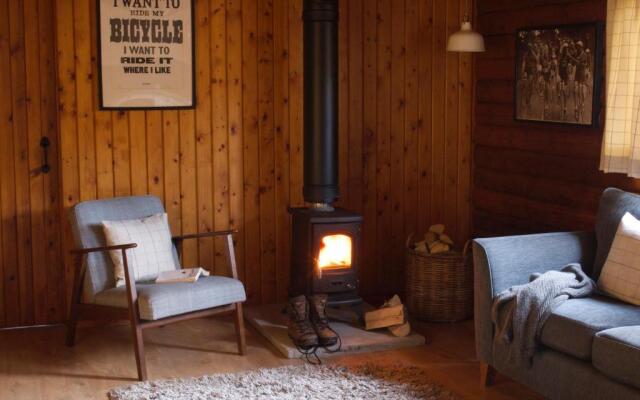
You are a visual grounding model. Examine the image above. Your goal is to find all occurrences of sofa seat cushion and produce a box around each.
[540,295,640,360]
[593,326,640,390]
[93,276,246,320]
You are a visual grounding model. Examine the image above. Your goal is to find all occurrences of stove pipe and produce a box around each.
[302,0,339,205]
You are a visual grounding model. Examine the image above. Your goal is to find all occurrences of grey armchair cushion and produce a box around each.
[594,188,640,280]
[69,196,179,303]
[93,276,246,320]
[540,295,640,360]
[593,326,640,390]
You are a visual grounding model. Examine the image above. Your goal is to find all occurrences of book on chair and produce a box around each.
[155,267,210,284]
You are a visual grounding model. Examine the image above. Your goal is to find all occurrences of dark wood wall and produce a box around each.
[0,0,64,328]
[473,0,640,237]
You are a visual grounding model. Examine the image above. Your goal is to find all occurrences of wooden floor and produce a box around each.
[0,313,541,400]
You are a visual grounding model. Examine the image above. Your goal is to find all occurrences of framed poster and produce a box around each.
[514,22,603,127]
[97,0,195,110]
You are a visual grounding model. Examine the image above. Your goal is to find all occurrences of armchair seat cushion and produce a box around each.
[540,295,640,360]
[593,326,640,390]
[92,276,246,320]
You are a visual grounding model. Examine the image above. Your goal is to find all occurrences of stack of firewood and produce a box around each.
[364,295,411,337]
[412,224,454,254]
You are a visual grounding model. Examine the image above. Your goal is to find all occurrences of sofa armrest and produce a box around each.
[473,231,596,364]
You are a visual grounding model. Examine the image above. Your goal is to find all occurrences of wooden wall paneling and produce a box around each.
[456,49,473,244]
[430,0,446,230]
[242,0,261,303]
[287,0,303,209]
[390,0,406,291]
[113,111,132,197]
[376,0,392,291]
[226,0,244,282]
[56,0,79,322]
[347,0,363,216]
[76,0,97,202]
[0,0,14,326]
[39,0,63,324]
[194,0,213,270]
[417,0,433,233]
[179,109,198,267]
[273,0,291,303]
[129,112,148,196]
[403,0,419,251]
[162,111,181,233]
[0,0,477,322]
[362,0,378,295]
[24,0,46,324]
[211,0,229,275]
[146,111,164,201]
[258,0,276,304]
[444,0,459,243]
[9,0,35,326]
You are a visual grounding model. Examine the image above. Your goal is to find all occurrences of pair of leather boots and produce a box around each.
[287,294,338,349]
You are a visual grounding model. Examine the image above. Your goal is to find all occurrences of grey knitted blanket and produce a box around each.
[491,263,596,367]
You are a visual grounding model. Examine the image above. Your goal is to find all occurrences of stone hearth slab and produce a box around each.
[245,303,426,359]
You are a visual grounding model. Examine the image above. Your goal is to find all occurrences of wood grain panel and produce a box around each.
[473,0,640,238]
[52,0,474,302]
[0,0,64,328]
[0,0,475,327]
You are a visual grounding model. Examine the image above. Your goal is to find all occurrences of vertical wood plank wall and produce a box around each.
[473,0,640,237]
[0,0,472,327]
[0,0,63,327]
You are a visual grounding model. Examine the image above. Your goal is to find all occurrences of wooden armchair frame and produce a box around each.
[66,230,246,381]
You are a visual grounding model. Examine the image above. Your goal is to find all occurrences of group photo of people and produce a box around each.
[515,25,599,125]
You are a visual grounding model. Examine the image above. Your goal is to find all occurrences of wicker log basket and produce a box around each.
[405,234,473,322]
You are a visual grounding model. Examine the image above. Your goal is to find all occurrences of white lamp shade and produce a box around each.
[447,21,485,52]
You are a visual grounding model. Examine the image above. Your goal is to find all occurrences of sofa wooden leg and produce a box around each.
[234,302,247,355]
[131,324,147,381]
[480,362,496,387]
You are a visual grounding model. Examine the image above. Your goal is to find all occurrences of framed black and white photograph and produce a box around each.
[97,0,195,110]
[514,22,603,126]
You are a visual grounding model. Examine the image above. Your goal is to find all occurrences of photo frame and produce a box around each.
[514,22,603,127]
[97,0,195,110]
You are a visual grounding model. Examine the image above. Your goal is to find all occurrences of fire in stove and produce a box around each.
[316,234,352,276]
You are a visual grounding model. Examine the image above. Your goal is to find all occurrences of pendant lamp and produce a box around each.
[447,1,485,53]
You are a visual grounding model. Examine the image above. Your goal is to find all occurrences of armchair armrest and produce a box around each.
[473,231,596,364]
[171,230,240,279]
[172,229,237,242]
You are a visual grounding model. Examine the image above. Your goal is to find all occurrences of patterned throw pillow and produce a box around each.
[598,212,640,305]
[102,213,178,287]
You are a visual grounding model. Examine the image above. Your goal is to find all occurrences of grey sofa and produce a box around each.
[473,188,640,400]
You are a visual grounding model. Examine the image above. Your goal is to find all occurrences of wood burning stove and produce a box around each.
[288,0,363,312]
[289,207,362,307]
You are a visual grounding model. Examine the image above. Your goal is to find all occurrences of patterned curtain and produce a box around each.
[600,0,640,178]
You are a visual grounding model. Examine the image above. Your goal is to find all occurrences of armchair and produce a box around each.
[66,196,247,381]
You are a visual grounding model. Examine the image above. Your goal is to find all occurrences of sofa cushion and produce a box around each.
[93,276,246,320]
[598,212,640,305]
[593,326,640,390]
[540,295,640,360]
[594,188,640,280]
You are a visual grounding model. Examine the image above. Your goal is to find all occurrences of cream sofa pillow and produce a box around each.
[598,212,640,305]
[102,213,178,287]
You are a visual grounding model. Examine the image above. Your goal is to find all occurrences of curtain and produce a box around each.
[600,0,640,178]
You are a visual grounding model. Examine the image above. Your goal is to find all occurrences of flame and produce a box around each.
[317,234,352,270]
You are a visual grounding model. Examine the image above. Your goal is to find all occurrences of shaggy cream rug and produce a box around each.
[108,363,460,400]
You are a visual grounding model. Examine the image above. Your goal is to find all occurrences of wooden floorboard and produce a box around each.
[0,317,540,399]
